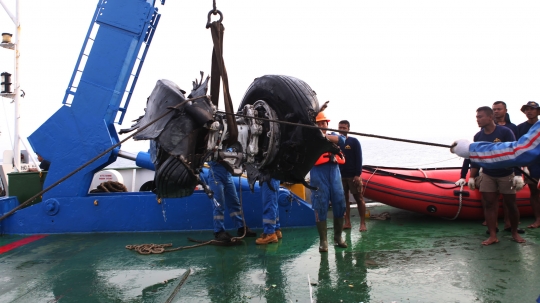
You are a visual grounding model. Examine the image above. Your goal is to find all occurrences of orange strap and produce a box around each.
[315,152,345,166]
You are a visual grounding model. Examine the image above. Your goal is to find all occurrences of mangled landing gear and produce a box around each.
[121,74,340,198]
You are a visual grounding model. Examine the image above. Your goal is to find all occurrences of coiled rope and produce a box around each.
[89,181,128,193]
[125,175,248,254]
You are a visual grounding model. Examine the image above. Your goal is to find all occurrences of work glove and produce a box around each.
[455,178,467,186]
[523,167,530,176]
[468,178,476,190]
[513,175,525,191]
[450,139,471,159]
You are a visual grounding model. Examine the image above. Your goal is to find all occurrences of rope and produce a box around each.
[217,111,453,149]
[125,240,225,254]
[0,95,209,222]
[369,212,391,220]
[442,184,464,220]
[362,167,379,197]
[416,167,458,190]
[89,181,128,193]
[362,166,457,187]
[125,172,248,254]
[418,168,428,178]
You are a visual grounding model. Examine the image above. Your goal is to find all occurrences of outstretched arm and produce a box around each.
[468,121,540,169]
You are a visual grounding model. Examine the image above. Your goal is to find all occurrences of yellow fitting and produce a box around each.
[94,200,98,206]
[157,198,162,204]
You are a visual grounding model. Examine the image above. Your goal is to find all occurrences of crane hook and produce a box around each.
[206,0,223,28]
[206,10,223,28]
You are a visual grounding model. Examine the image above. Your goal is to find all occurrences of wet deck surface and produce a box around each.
[1,204,540,303]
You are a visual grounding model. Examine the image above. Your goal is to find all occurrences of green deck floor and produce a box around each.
[1,204,540,303]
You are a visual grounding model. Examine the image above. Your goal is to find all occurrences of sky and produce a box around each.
[2,0,540,159]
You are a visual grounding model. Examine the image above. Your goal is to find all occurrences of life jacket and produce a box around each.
[315,152,345,166]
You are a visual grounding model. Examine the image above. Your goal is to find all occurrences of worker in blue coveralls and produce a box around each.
[255,178,283,245]
[311,111,347,253]
[206,161,257,241]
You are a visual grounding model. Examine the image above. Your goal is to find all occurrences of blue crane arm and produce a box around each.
[28,0,160,198]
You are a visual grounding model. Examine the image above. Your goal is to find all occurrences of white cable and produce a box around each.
[362,167,379,196]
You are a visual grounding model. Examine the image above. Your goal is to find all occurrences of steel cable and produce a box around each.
[218,111,453,148]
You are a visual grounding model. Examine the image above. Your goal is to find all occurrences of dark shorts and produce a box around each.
[477,173,516,194]
[342,177,362,195]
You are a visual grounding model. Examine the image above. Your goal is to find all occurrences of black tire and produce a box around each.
[139,180,155,192]
[154,155,197,198]
[239,75,319,124]
[238,75,338,184]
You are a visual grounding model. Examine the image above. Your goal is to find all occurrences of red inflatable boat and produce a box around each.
[361,165,533,220]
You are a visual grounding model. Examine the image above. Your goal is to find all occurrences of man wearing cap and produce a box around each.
[517,101,540,228]
[311,111,347,253]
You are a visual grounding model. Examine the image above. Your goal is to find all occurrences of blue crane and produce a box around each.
[0,0,316,234]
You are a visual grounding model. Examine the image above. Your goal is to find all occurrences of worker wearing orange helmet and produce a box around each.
[310,109,347,252]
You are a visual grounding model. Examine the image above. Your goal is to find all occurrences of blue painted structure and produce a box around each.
[28,0,160,198]
[0,0,316,234]
[0,179,314,234]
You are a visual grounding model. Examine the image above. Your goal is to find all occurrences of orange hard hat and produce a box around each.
[316,111,330,122]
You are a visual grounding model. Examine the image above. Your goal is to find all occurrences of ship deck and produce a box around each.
[1,204,539,303]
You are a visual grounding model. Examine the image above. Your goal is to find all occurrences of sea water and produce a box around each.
[361,136,465,168]
[0,137,466,171]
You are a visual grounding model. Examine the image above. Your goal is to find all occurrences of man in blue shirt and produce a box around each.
[493,101,519,138]
[517,101,540,229]
[468,106,525,245]
[337,120,367,232]
[492,101,522,230]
